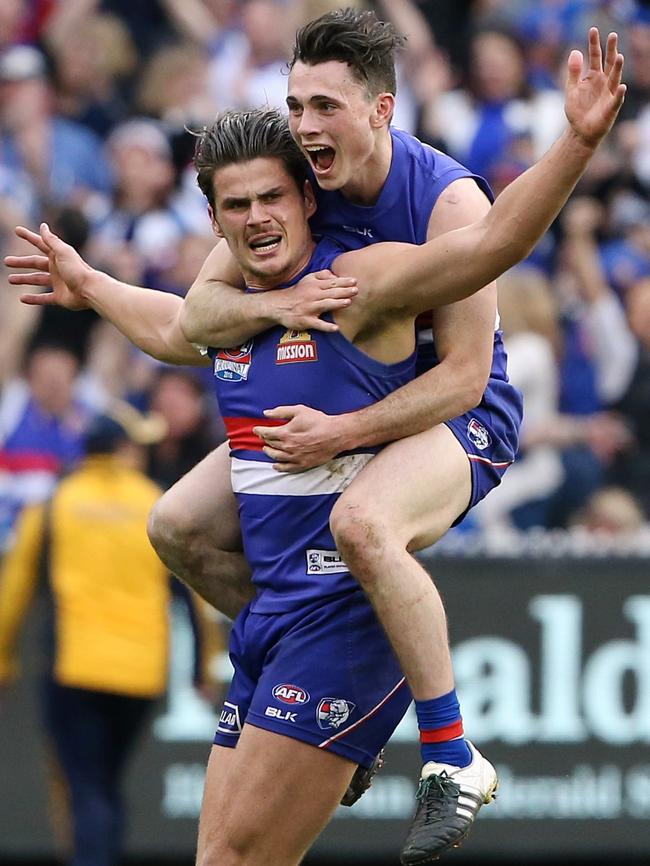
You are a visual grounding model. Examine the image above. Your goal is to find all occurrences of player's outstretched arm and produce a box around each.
[5,225,208,367]
[346,28,626,318]
[180,240,358,346]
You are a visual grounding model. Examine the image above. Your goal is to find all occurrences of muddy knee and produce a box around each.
[330,499,388,589]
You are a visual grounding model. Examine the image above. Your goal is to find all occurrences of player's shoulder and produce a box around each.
[390,127,493,205]
[390,127,469,178]
[308,236,348,272]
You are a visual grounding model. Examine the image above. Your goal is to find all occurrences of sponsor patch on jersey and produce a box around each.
[467,417,492,451]
[317,698,356,730]
[276,329,318,365]
[214,340,253,382]
[273,684,310,705]
[216,701,242,735]
[306,549,348,574]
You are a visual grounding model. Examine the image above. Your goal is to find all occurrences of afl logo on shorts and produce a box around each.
[214,340,253,382]
[273,684,310,705]
[467,418,492,451]
[317,698,356,730]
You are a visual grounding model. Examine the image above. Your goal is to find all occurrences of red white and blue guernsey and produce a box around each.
[310,127,523,512]
[211,237,416,614]
[209,238,414,767]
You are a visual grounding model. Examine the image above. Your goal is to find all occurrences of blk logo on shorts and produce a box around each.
[467,418,492,451]
[317,698,356,730]
[273,684,310,705]
[265,706,297,723]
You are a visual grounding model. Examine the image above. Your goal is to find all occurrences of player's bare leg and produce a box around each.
[330,424,497,862]
[331,424,469,700]
[147,442,254,619]
[197,726,355,866]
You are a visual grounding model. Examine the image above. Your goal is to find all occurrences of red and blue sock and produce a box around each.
[415,688,472,768]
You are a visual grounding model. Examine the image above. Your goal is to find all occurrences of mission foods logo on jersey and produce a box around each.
[276,329,318,365]
[214,340,253,382]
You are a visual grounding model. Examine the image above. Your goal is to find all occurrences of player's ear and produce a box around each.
[372,92,395,128]
[208,204,225,239]
[303,180,317,219]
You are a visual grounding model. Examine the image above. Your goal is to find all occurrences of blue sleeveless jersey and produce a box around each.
[310,127,493,247]
[208,239,416,614]
[310,126,521,448]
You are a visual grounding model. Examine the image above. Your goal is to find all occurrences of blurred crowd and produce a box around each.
[1,0,650,548]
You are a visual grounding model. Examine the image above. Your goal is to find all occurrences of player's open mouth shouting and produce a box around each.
[304,144,336,176]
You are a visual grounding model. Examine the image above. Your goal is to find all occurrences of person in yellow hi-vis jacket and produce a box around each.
[0,405,218,866]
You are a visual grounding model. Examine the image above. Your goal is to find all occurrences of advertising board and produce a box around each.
[2,555,649,862]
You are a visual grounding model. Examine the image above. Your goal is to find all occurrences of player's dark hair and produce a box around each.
[290,7,406,97]
[192,108,309,210]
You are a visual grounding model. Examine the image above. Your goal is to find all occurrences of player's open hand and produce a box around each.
[253,404,347,472]
[564,28,626,148]
[4,223,94,311]
[270,270,358,333]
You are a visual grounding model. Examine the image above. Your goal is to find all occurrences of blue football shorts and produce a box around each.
[213,588,412,768]
[416,335,523,518]
[445,376,524,520]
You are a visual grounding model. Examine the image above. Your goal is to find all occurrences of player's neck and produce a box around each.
[340,130,393,206]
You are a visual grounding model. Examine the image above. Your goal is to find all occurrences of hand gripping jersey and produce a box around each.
[208,238,416,614]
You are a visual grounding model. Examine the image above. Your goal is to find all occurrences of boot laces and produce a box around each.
[416,771,461,820]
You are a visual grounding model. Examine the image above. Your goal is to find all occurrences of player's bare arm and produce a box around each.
[7,230,358,361]
[343,87,626,319]
[179,235,358,345]
[6,225,210,367]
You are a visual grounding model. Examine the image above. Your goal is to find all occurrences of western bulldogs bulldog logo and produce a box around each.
[467,418,492,451]
[317,698,356,730]
[214,340,254,382]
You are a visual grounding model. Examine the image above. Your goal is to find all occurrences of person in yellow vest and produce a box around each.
[0,404,213,866]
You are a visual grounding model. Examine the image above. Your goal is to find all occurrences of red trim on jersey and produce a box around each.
[223,417,286,452]
[419,719,464,743]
